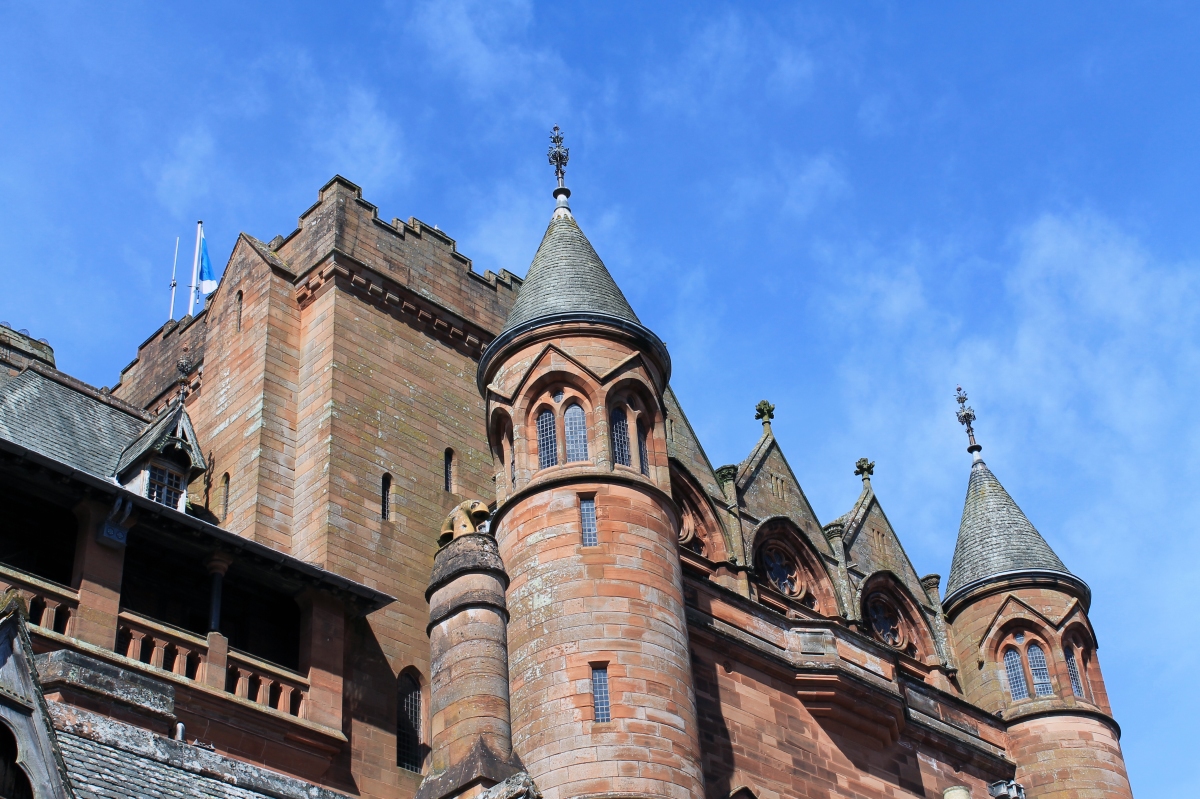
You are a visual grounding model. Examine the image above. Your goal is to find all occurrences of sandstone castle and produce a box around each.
[0,134,1132,799]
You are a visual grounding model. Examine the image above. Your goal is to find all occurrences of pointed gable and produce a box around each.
[114,401,207,478]
[736,426,830,558]
[0,592,75,798]
[663,387,725,502]
[838,478,935,608]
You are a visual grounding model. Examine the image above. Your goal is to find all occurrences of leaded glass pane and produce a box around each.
[637,419,649,475]
[537,409,558,469]
[397,674,422,772]
[148,465,184,508]
[1065,647,1084,697]
[591,666,611,723]
[611,408,630,466]
[580,497,598,547]
[1028,643,1053,696]
[565,404,589,462]
[1004,648,1029,700]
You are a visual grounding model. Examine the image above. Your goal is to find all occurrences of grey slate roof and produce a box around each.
[945,458,1072,598]
[501,212,640,333]
[0,368,148,480]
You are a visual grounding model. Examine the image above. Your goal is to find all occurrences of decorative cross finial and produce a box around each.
[854,458,875,482]
[755,400,775,425]
[955,385,982,457]
[548,125,569,189]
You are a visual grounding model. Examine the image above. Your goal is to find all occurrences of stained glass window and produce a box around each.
[611,408,631,467]
[1004,648,1029,701]
[537,409,558,469]
[591,666,611,723]
[565,404,589,462]
[763,547,799,596]
[1028,643,1053,696]
[1065,647,1084,697]
[867,596,902,647]
[580,497,598,547]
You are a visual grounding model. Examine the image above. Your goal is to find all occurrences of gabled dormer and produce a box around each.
[114,401,207,512]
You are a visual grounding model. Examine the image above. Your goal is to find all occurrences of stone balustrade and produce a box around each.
[118,611,207,680]
[0,563,78,636]
[226,649,307,717]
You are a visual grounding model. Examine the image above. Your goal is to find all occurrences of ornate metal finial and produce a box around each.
[955,385,982,456]
[854,458,875,481]
[548,125,569,189]
[755,400,775,425]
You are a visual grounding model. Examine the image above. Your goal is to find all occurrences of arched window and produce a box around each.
[537,409,558,469]
[0,722,32,799]
[397,672,423,773]
[1065,646,1084,697]
[443,449,455,493]
[636,419,649,475]
[381,473,392,520]
[564,404,588,462]
[220,472,230,520]
[611,408,631,467]
[1027,642,1053,696]
[1004,648,1029,701]
[235,290,243,332]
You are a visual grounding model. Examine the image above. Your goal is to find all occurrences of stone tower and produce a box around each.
[944,391,1133,799]
[476,145,704,799]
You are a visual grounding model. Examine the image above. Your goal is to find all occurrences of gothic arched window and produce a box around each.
[0,723,32,799]
[565,404,588,462]
[1004,648,1029,701]
[1027,642,1053,696]
[1065,646,1084,697]
[866,595,903,648]
[611,408,631,467]
[396,672,423,773]
[537,409,558,469]
[761,545,802,597]
[637,419,649,475]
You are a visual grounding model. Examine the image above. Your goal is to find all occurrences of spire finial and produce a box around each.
[547,125,572,216]
[755,400,775,433]
[955,385,983,460]
[854,457,875,486]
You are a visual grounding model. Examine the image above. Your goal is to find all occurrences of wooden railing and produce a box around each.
[0,563,78,636]
[227,648,308,717]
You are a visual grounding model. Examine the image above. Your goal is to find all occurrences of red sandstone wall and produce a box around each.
[1007,715,1132,799]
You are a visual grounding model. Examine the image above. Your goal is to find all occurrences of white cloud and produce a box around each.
[151,128,217,217]
[310,88,406,190]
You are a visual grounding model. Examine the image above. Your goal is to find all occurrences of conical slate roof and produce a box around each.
[501,209,640,334]
[945,458,1072,599]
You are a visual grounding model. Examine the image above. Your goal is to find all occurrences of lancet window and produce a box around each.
[565,404,589,462]
[396,672,422,772]
[637,419,649,475]
[611,408,631,467]
[1065,646,1085,697]
[537,409,558,469]
[1004,648,1030,701]
[1027,642,1054,696]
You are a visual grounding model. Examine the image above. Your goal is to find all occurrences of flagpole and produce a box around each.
[168,236,180,321]
[188,221,202,317]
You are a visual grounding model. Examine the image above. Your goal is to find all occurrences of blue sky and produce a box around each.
[2,2,1196,792]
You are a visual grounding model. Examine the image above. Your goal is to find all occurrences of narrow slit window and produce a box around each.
[235,290,243,332]
[1065,647,1084,697]
[611,408,631,467]
[509,436,515,483]
[396,673,422,772]
[591,665,611,723]
[637,419,649,475]
[537,409,558,469]
[148,465,184,508]
[565,404,589,462]
[220,473,230,520]
[580,497,598,547]
[444,449,455,493]
[1004,648,1029,701]
[1027,643,1053,696]
[382,473,392,520]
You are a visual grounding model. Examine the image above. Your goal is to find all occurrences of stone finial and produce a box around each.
[854,458,874,485]
[755,400,775,432]
[438,500,491,548]
[955,385,983,460]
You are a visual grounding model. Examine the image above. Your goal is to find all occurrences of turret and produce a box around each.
[477,128,704,799]
[945,388,1132,799]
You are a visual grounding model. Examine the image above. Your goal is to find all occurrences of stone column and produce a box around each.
[416,531,519,799]
[298,589,345,730]
[70,499,131,650]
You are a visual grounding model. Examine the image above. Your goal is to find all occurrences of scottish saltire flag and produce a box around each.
[198,228,218,294]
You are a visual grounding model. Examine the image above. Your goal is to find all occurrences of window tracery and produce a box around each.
[762,544,803,597]
[866,594,904,648]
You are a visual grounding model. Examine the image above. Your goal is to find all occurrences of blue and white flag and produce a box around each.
[198,228,218,294]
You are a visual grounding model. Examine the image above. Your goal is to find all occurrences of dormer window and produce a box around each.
[148,464,184,508]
